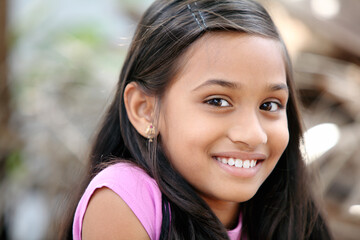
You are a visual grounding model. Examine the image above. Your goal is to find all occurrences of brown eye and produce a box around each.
[205,98,231,107]
[260,102,282,112]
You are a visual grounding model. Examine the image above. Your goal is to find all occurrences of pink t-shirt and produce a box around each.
[73,162,243,240]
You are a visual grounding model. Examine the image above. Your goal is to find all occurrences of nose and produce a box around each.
[227,112,267,149]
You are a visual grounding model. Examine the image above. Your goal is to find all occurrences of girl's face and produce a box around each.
[158,32,289,212]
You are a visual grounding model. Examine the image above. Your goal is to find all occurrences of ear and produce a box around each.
[124,82,156,138]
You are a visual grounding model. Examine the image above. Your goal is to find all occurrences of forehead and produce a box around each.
[170,32,287,90]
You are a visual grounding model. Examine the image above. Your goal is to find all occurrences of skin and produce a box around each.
[82,188,150,239]
[82,32,289,238]
[158,33,289,228]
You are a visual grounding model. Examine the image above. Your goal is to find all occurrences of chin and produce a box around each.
[236,192,258,203]
[221,187,260,203]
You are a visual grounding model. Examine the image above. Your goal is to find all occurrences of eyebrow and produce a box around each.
[268,83,289,93]
[192,79,288,93]
[192,79,240,92]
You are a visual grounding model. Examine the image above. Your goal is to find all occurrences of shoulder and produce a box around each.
[82,187,150,239]
[73,162,163,240]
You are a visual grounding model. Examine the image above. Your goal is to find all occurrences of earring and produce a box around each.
[145,124,156,142]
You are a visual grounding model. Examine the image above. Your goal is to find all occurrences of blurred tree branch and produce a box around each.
[0,0,10,237]
[0,0,20,167]
[0,0,10,159]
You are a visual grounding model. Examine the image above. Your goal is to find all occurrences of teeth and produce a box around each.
[243,160,250,168]
[235,159,242,167]
[228,158,235,166]
[216,157,258,169]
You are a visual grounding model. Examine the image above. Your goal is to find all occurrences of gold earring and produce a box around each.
[145,124,156,142]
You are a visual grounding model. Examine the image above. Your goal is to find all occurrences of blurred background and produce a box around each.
[0,0,359,239]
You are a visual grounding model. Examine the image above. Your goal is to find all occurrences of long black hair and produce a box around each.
[60,0,332,239]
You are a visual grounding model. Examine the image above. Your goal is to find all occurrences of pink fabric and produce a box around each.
[73,162,242,240]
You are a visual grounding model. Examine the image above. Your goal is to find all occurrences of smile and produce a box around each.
[215,157,258,168]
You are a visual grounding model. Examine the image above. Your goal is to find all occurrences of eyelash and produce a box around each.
[259,101,285,112]
[205,97,285,112]
[204,98,231,107]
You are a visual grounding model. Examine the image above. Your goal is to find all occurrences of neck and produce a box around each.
[202,197,240,229]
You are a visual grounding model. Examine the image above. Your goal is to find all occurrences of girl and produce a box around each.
[65,0,332,239]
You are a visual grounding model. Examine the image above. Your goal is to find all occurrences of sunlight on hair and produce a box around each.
[349,205,360,217]
[302,123,340,164]
[310,0,340,19]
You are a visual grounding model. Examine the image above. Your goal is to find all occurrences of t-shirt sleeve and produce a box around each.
[72,162,163,240]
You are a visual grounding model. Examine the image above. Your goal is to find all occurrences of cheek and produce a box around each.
[159,103,212,156]
[268,119,289,157]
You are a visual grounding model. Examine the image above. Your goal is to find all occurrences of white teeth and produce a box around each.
[243,160,250,168]
[235,159,242,167]
[216,157,258,169]
[228,158,235,166]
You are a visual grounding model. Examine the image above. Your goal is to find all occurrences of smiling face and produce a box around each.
[157,32,289,223]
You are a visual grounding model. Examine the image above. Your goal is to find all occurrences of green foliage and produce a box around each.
[5,149,24,176]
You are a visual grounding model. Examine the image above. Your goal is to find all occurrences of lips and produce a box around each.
[212,152,266,178]
[212,152,266,169]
